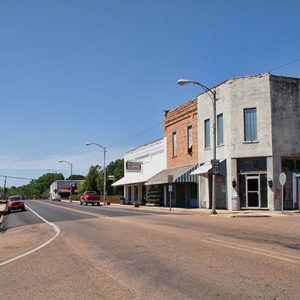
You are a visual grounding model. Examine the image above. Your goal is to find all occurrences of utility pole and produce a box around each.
[3,176,7,200]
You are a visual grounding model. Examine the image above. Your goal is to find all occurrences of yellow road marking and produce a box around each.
[35,200,130,223]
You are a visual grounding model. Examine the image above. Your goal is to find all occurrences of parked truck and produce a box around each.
[80,191,101,206]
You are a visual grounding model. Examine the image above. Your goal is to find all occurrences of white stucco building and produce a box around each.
[112,138,166,204]
[192,74,300,211]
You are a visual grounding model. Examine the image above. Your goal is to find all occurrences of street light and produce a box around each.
[59,160,73,200]
[86,142,107,205]
[177,78,218,214]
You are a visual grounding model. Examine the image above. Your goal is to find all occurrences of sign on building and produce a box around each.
[126,161,142,172]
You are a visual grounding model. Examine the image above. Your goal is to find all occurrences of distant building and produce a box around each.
[192,74,300,211]
[50,180,83,200]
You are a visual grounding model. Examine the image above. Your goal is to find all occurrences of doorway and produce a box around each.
[246,176,260,208]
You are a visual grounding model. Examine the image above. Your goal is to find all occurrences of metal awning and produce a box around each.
[145,165,198,185]
[191,160,226,176]
[111,171,161,186]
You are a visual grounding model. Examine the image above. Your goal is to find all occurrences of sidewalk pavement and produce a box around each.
[0,204,7,230]
[61,199,300,218]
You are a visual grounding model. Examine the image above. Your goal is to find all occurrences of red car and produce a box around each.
[7,195,26,213]
[80,191,101,206]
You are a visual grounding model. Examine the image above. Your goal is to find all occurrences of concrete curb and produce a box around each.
[49,199,300,218]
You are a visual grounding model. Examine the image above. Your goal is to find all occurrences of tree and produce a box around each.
[106,159,124,194]
[66,174,85,180]
[84,165,101,193]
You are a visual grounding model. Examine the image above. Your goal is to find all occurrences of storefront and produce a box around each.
[146,164,199,208]
[237,158,268,209]
[112,138,166,204]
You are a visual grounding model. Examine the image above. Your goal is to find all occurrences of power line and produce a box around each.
[268,57,300,73]
[0,175,34,181]
[108,121,163,149]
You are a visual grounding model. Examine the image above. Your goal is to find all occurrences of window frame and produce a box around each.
[187,125,192,153]
[172,131,177,157]
[244,107,257,142]
[217,113,224,146]
[204,119,210,149]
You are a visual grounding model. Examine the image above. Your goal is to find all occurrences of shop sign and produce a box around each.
[126,161,142,171]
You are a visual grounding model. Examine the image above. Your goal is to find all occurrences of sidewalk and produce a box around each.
[61,199,299,218]
[0,204,7,230]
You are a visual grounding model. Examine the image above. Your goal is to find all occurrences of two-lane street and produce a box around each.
[1,200,300,299]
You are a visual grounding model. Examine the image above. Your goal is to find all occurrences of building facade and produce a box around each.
[50,180,83,200]
[146,99,199,208]
[192,74,300,211]
[112,138,166,204]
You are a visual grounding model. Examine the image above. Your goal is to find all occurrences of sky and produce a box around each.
[1,0,300,186]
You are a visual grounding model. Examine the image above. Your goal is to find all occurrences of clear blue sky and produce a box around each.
[1,0,300,186]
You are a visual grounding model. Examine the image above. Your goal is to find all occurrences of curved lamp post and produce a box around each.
[86,142,107,205]
[177,79,217,214]
[59,160,73,200]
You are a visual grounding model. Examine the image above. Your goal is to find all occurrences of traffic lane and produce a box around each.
[1,206,299,299]
[40,199,180,218]
[52,212,300,299]
[124,212,300,255]
[4,207,43,230]
[25,200,97,223]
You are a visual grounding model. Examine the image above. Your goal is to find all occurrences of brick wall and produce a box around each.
[164,99,198,168]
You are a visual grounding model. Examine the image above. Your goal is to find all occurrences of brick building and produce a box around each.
[146,99,199,208]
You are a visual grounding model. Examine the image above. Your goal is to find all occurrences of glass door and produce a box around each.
[247,176,260,208]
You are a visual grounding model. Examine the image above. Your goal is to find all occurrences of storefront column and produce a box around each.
[227,158,238,211]
[138,185,143,202]
[164,185,167,207]
[267,156,274,211]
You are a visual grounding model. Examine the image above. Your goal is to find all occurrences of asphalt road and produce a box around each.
[1,200,300,299]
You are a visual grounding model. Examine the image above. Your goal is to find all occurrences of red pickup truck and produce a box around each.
[80,191,101,206]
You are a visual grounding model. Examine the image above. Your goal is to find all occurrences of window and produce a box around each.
[172,132,177,157]
[244,108,257,142]
[204,119,210,148]
[187,126,192,153]
[217,114,224,145]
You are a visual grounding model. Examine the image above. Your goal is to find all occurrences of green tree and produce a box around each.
[85,165,101,193]
[66,174,85,180]
[106,159,124,195]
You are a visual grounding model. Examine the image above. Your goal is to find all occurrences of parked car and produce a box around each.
[51,194,61,201]
[7,195,26,213]
[80,191,101,206]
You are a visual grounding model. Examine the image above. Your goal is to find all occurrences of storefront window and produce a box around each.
[296,160,300,171]
[238,158,267,173]
[260,174,268,208]
[239,175,246,208]
[282,159,294,171]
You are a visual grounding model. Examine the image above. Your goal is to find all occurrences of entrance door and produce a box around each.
[247,176,260,208]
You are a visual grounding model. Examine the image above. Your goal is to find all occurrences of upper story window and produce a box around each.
[172,132,177,157]
[204,119,210,149]
[187,125,192,153]
[244,108,257,142]
[217,113,224,145]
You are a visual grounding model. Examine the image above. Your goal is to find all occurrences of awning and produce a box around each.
[145,165,198,185]
[191,159,226,176]
[58,188,70,193]
[112,171,160,187]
